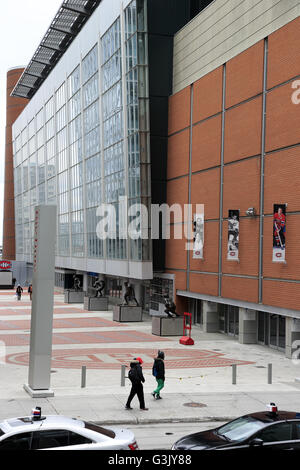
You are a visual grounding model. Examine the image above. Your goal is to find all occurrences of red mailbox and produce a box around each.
[180,312,194,346]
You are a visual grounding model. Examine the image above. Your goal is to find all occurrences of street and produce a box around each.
[128,421,226,450]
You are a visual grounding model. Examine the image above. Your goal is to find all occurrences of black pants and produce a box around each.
[126,382,145,409]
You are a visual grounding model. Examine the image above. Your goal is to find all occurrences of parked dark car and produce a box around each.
[172,404,300,450]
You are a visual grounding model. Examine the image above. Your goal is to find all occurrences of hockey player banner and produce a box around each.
[273,204,286,263]
[227,210,239,261]
[193,212,204,259]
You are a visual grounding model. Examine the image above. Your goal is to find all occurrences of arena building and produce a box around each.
[6,0,300,356]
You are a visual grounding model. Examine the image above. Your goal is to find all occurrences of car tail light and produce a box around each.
[128,441,139,450]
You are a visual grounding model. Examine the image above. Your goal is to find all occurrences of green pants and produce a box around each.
[153,378,164,396]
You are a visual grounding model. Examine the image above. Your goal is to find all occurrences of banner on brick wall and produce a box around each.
[192,212,204,259]
[273,204,286,263]
[227,210,239,261]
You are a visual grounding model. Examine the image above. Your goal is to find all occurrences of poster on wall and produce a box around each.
[227,210,239,261]
[193,212,204,259]
[273,204,286,263]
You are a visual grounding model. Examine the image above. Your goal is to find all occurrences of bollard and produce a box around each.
[232,364,237,385]
[121,365,126,387]
[81,365,87,388]
[268,363,272,384]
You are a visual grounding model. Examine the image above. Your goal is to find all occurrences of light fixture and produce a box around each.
[246,207,256,217]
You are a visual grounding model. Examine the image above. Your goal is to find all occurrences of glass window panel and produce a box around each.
[37,128,44,149]
[45,97,54,121]
[85,127,100,158]
[36,108,44,130]
[102,52,121,93]
[82,45,98,83]
[46,118,55,141]
[70,139,82,166]
[84,101,99,133]
[56,82,66,110]
[68,66,80,97]
[69,91,81,120]
[56,106,66,132]
[69,116,82,144]
[83,73,99,108]
[47,157,56,179]
[85,155,101,183]
[46,137,55,161]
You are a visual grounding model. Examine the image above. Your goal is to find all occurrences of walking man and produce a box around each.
[125,357,148,411]
[28,284,33,301]
[152,350,165,399]
[16,284,23,301]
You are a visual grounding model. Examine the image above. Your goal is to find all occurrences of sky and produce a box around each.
[0,0,63,245]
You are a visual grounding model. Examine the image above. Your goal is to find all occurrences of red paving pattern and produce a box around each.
[0,302,66,307]
[0,317,124,330]
[0,330,170,346]
[0,307,90,316]
[0,295,255,371]
[5,348,254,369]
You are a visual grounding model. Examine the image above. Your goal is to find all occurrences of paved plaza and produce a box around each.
[0,290,300,424]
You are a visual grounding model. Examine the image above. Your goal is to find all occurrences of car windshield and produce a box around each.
[84,422,115,438]
[216,416,265,442]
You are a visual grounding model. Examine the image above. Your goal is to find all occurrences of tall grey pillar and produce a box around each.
[239,308,257,344]
[202,301,219,333]
[24,205,56,398]
[83,273,88,293]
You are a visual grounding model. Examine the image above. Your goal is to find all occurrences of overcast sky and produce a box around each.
[0,0,63,245]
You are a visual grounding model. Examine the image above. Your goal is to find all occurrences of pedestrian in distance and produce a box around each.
[15,284,23,301]
[125,357,148,411]
[152,350,165,400]
[28,284,33,301]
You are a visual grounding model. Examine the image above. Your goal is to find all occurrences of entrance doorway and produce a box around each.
[190,299,202,326]
[257,312,286,351]
[220,305,239,337]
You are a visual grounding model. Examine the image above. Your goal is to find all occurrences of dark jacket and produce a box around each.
[152,358,165,381]
[129,360,145,384]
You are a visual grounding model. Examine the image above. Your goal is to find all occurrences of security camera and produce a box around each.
[246,207,256,217]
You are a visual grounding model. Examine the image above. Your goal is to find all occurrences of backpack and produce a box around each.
[152,366,158,377]
[128,367,138,383]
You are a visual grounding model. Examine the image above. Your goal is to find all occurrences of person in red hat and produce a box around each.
[125,357,148,411]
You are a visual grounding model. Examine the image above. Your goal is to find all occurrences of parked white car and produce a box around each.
[0,408,138,450]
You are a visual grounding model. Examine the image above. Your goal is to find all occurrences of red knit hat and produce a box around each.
[135,357,143,364]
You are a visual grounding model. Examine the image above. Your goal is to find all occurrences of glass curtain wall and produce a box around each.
[124,0,151,261]
[82,46,103,259]
[14,1,151,269]
[101,18,126,260]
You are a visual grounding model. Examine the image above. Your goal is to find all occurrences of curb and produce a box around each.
[95,416,234,426]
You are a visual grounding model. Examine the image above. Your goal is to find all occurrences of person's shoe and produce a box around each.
[151,392,156,398]
[156,395,162,400]
[125,405,133,410]
[140,407,148,411]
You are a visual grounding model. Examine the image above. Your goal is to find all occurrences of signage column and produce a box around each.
[24,205,56,397]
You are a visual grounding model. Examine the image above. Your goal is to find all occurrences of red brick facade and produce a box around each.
[2,68,28,260]
[166,17,300,313]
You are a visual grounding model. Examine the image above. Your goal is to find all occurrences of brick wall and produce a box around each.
[166,16,300,312]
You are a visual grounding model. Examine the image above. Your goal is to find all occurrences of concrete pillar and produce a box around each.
[24,205,56,398]
[239,308,257,344]
[202,301,219,333]
[82,273,88,293]
[285,317,300,359]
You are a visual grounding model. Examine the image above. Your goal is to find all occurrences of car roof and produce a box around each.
[0,415,85,435]
[245,411,300,423]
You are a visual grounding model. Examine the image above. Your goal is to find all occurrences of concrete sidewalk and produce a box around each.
[0,291,300,424]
